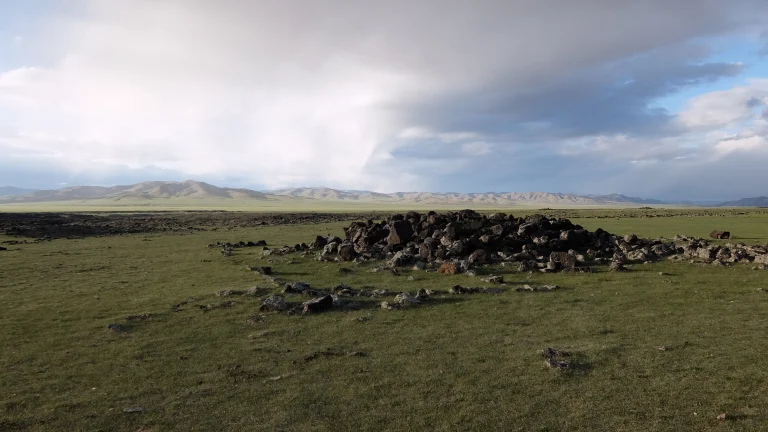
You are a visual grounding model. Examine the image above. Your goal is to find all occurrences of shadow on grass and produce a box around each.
[281,295,469,314]
[276,271,311,276]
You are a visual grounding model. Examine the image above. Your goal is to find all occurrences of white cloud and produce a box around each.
[714,135,768,154]
[676,79,768,129]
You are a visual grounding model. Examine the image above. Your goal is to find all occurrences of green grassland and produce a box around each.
[2,210,768,431]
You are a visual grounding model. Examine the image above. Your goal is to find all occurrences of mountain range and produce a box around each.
[0,186,39,197]
[270,187,667,205]
[0,181,271,203]
[716,196,768,207]
[0,180,763,207]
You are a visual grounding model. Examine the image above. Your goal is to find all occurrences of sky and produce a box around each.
[2,1,768,200]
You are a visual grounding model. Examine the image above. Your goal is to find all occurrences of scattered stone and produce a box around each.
[609,261,629,272]
[264,375,282,382]
[656,345,669,351]
[516,284,560,292]
[450,285,481,294]
[216,289,245,297]
[248,266,273,275]
[302,295,334,314]
[449,285,504,294]
[283,281,312,294]
[244,286,268,296]
[393,292,421,306]
[259,295,287,312]
[247,314,266,324]
[541,347,571,371]
[658,272,671,276]
[123,406,145,414]
[303,350,367,361]
[380,301,397,310]
[125,314,152,321]
[481,275,504,284]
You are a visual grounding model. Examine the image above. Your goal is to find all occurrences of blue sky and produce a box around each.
[2,0,768,200]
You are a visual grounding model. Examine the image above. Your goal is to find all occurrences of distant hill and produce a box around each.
[271,187,667,206]
[586,193,667,205]
[0,180,272,203]
[0,186,38,197]
[716,196,768,207]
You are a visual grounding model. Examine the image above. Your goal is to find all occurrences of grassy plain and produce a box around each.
[2,209,768,431]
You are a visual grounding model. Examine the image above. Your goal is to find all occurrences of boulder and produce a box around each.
[302,295,334,314]
[624,233,639,244]
[260,295,287,312]
[387,220,414,245]
[467,249,488,267]
[626,250,648,262]
[310,235,328,249]
[338,243,358,261]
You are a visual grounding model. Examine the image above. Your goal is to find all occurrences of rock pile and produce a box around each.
[312,210,681,273]
[671,235,768,266]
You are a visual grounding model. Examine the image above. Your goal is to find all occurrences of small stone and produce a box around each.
[123,406,145,413]
[107,323,124,333]
[248,266,273,275]
[259,295,287,312]
[482,275,504,284]
[716,413,727,421]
